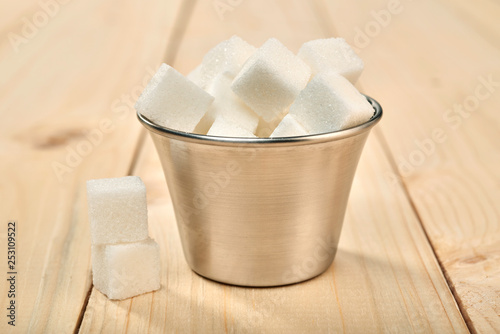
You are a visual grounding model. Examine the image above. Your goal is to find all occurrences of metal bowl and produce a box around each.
[138,95,382,286]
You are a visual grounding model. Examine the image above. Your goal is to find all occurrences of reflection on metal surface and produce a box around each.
[138,96,382,286]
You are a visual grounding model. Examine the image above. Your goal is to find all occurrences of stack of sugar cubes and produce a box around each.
[86,176,161,300]
[135,35,374,138]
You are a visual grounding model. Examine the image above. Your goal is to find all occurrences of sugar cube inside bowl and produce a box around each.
[195,72,259,134]
[289,71,374,134]
[207,115,257,138]
[134,64,214,133]
[270,114,309,137]
[197,35,257,89]
[135,35,373,138]
[298,37,364,84]
[231,38,311,123]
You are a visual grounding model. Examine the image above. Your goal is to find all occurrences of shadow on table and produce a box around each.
[139,247,428,333]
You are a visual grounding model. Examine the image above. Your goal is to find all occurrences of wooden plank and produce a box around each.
[317,0,500,332]
[79,0,467,332]
[80,135,467,333]
[0,0,181,332]
[434,0,500,50]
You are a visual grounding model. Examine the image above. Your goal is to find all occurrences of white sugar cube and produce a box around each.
[135,63,214,132]
[207,115,257,138]
[187,64,203,87]
[196,73,259,134]
[92,238,161,300]
[193,113,214,135]
[270,114,309,137]
[298,38,364,84]
[231,38,311,122]
[198,35,256,88]
[254,110,287,137]
[289,72,374,134]
[86,176,149,245]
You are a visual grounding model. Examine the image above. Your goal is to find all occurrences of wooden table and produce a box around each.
[1,0,499,332]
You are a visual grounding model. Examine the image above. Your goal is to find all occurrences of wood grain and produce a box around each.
[0,0,181,332]
[79,0,467,332]
[3,0,497,332]
[80,134,468,333]
[435,0,500,50]
[317,0,500,332]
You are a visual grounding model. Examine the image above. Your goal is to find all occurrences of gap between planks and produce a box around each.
[308,0,471,331]
[373,126,474,334]
[124,0,199,181]
[76,0,472,331]
[73,284,94,334]
[72,0,198,332]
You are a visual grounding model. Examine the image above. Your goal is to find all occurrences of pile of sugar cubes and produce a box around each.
[135,36,374,138]
[86,176,160,300]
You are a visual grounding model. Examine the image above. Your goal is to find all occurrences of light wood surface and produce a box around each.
[1,0,498,332]
[318,0,500,332]
[0,0,181,332]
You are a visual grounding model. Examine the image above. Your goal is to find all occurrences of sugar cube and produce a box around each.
[187,64,203,87]
[298,38,364,84]
[231,38,311,122]
[254,110,287,137]
[196,73,259,134]
[87,176,149,245]
[207,115,257,138]
[289,72,374,134]
[270,114,309,137]
[92,238,161,300]
[197,35,256,88]
[135,63,214,132]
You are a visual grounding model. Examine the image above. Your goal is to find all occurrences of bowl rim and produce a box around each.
[137,94,382,147]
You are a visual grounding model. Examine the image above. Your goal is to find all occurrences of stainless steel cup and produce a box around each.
[138,96,382,287]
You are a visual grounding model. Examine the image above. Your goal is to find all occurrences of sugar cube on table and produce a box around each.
[87,176,149,245]
[298,38,364,84]
[197,35,256,89]
[134,63,214,132]
[289,72,374,134]
[92,238,161,300]
[195,73,259,134]
[207,115,257,138]
[231,38,311,122]
[270,114,309,137]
